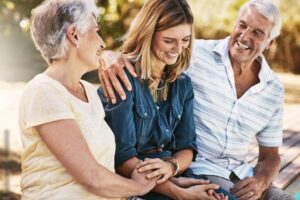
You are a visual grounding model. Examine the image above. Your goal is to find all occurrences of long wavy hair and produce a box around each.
[122,0,194,87]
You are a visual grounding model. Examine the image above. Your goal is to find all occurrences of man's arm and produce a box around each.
[231,146,280,200]
[98,50,136,104]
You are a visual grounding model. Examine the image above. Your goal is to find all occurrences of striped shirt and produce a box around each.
[188,37,284,180]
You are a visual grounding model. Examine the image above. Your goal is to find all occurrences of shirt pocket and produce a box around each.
[135,105,154,147]
[171,105,183,132]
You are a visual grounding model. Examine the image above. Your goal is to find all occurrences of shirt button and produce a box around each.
[156,106,160,110]
[161,144,165,148]
[178,114,181,118]
[165,129,169,133]
[144,112,148,116]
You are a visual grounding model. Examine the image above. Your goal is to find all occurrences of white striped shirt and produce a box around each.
[188,37,284,180]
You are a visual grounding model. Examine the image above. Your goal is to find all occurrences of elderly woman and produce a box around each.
[18,0,156,199]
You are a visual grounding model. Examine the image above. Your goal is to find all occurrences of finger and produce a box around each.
[238,190,254,200]
[231,184,253,198]
[116,65,133,91]
[157,174,169,184]
[207,189,214,196]
[107,68,127,100]
[212,192,221,200]
[137,158,162,169]
[98,60,109,99]
[101,70,117,104]
[123,56,137,77]
[146,168,164,179]
[98,70,108,99]
[219,193,224,198]
[231,178,251,193]
[140,162,163,174]
[202,183,220,191]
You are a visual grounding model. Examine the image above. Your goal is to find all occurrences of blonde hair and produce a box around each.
[122,0,194,87]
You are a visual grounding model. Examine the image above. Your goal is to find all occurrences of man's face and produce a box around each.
[229,6,274,65]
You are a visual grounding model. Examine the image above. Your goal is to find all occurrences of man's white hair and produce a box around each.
[238,0,281,40]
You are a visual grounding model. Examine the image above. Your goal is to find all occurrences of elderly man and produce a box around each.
[98,0,294,199]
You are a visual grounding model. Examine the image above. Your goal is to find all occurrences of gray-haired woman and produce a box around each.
[18,0,156,199]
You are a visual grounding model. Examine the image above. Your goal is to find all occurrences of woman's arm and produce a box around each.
[36,119,156,198]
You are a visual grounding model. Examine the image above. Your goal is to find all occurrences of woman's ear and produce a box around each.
[67,25,79,48]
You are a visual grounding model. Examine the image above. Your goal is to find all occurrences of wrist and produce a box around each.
[171,186,186,200]
[255,176,269,191]
[162,156,180,177]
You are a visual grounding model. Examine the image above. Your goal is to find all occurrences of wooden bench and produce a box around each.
[246,104,300,189]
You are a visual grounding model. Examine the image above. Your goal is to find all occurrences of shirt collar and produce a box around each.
[212,36,275,84]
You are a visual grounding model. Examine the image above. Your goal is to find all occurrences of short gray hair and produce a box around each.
[30,0,99,64]
[238,0,281,40]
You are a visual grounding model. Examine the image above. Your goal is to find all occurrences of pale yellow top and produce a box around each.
[19,74,118,200]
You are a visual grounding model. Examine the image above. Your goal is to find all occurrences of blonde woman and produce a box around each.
[18,0,156,199]
[98,0,234,199]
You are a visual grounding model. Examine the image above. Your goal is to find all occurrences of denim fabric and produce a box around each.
[98,71,197,166]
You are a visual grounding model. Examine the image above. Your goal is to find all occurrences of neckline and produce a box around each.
[39,73,90,105]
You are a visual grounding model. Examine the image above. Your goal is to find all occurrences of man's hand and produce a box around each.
[179,184,228,200]
[170,177,228,200]
[98,50,137,104]
[230,176,267,200]
[231,146,280,200]
[170,176,210,188]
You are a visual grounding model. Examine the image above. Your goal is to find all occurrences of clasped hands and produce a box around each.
[132,158,228,200]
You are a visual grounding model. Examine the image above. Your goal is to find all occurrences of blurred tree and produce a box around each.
[0,0,299,82]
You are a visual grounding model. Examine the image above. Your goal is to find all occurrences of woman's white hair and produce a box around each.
[238,0,281,40]
[30,0,99,64]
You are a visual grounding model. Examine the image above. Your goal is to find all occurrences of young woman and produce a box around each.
[98,0,234,199]
[19,0,156,199]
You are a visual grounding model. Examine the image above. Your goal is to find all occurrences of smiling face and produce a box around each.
[77,16,106,71]
[228,6,274,66]
[152,23,192,68]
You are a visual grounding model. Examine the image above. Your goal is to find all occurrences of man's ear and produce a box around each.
[266,38,276,50]
[67,25,78,47]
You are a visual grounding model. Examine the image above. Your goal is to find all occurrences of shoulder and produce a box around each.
[23,74,58,96]
[193,39,220,55]
[174,73,193,91]
[270,72,285,97]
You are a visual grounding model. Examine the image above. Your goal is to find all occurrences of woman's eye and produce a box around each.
[164,40,173,44]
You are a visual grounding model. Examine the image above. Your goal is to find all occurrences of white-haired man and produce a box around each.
[98,0,294,199]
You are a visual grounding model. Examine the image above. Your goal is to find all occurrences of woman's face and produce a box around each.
[77,16,106,70]
[152,23,192,68]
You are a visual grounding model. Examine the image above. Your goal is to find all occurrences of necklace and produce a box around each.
[150,81,169,102]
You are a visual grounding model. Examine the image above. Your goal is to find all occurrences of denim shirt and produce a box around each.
[98,72,197,166]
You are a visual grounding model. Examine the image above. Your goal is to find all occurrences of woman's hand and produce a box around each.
[136,158,174,184]
[131,165,157,195]
[98,50,136,104]
[178,184,228,200]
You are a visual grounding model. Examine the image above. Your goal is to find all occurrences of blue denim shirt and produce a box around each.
[98,72,197,166]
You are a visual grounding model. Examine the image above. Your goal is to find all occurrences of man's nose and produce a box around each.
[240,28,251,41]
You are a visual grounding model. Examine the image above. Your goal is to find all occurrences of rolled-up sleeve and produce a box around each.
[98,88,137,166]
[173,77,198,160]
